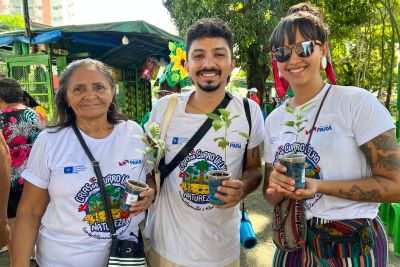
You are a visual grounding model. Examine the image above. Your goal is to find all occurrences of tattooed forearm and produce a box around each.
[372,176,389,192]
[376,154,400,172]
[339,185,381,201]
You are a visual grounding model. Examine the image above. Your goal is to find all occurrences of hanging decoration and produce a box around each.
[140,57,157,81]
[159,42,192,88]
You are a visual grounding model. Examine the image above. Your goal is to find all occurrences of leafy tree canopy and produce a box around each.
[0,14,24,33]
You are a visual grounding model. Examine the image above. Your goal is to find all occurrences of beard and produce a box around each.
[197,81,222,92]
[195,68,223,92]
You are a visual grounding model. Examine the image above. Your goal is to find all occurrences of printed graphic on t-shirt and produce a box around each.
[273,142,323,207]
[75,173,132,239]
[178,148,225,211]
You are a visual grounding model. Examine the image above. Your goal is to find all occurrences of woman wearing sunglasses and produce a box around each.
[263,7,400,267]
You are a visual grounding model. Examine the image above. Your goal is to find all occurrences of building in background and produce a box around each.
[0,0,64,26]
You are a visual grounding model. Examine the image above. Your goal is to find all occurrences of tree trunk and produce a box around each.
[245,43,269,107]
[385,14,396,110]
[378,10,387,99]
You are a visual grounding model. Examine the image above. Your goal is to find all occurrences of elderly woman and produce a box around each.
[0,78,44,253]
[11,59,155,267]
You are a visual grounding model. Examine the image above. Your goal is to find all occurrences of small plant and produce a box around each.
[207,108,249,173]
[134,122,169,184]
[283,102,316,142]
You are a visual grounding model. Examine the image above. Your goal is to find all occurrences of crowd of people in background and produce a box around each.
[0,2,399,267]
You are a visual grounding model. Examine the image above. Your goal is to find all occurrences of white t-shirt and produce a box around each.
[264,84,395,220]
[22,120,147,267]
[144,92,264,267]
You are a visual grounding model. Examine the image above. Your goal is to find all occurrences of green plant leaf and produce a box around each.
[219,140,228,149]
[149,122,160,138]
[212,120,223,131]
[206,113,222,121]
[219,108,230,119]
[300,101,316,112]
[145,147,153,154]
[296,114,303,121]
[284,105,295,114]
[283,121,295,127]
[298,127,305,132]
[214,137,224,142]
[230,114,241,120]
[225,119,231,129]
[295,119,307,127]
[238,131,249,139]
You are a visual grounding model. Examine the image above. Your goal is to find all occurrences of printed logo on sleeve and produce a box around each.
[64,165,87,174]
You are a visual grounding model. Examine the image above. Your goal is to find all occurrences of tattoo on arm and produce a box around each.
[374,134,398,151]
[360,143,372,166]
[376,154,400,172]
[360,130,400,172]
[372,176,389,192]
[339,185,381,201]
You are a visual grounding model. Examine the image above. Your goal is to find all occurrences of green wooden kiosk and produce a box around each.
[0,21,183,122]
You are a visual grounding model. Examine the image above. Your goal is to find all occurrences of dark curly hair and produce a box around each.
[49,58,127,131]
[0,77,24,103]
[186,18,234,58]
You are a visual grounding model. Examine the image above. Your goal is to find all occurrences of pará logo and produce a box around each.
[306,124,333,135]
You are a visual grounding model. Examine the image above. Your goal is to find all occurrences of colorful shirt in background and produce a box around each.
[0,107,44,191]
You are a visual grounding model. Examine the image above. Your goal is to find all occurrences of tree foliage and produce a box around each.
[163,0,289,106]
[0,14,24,32]
[164,0,399,111]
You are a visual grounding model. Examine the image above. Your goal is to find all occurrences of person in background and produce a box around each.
[247,87,260,105]
[144,18,264,267]
[0,78,44,257]
[140,42,191,128]
[0,131,11,248]
[263,5,400,266]
[11,59,155,267]
[22,91,48,124]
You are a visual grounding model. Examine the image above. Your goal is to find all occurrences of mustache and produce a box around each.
[196,68,221,76]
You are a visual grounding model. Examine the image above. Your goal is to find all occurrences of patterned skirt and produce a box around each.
[272,217,387,267]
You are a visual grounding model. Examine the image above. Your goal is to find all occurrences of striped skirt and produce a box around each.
[272,218,388,267]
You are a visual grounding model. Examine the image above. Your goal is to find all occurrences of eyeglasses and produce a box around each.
[272,40,322,63]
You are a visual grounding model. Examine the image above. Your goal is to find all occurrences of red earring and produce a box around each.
[272,58,289,98]
[325,60,337,85]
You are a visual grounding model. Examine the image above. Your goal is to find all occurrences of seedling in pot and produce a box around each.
[281,101,315,189]
[206,108,249,204]
[120,122,169,211]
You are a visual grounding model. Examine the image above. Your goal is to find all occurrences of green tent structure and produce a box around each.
[0,20,184,121]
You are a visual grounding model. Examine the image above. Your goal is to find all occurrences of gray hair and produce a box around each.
[50,58,127,131]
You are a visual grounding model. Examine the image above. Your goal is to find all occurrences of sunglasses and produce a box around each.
[272,40,322,63]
